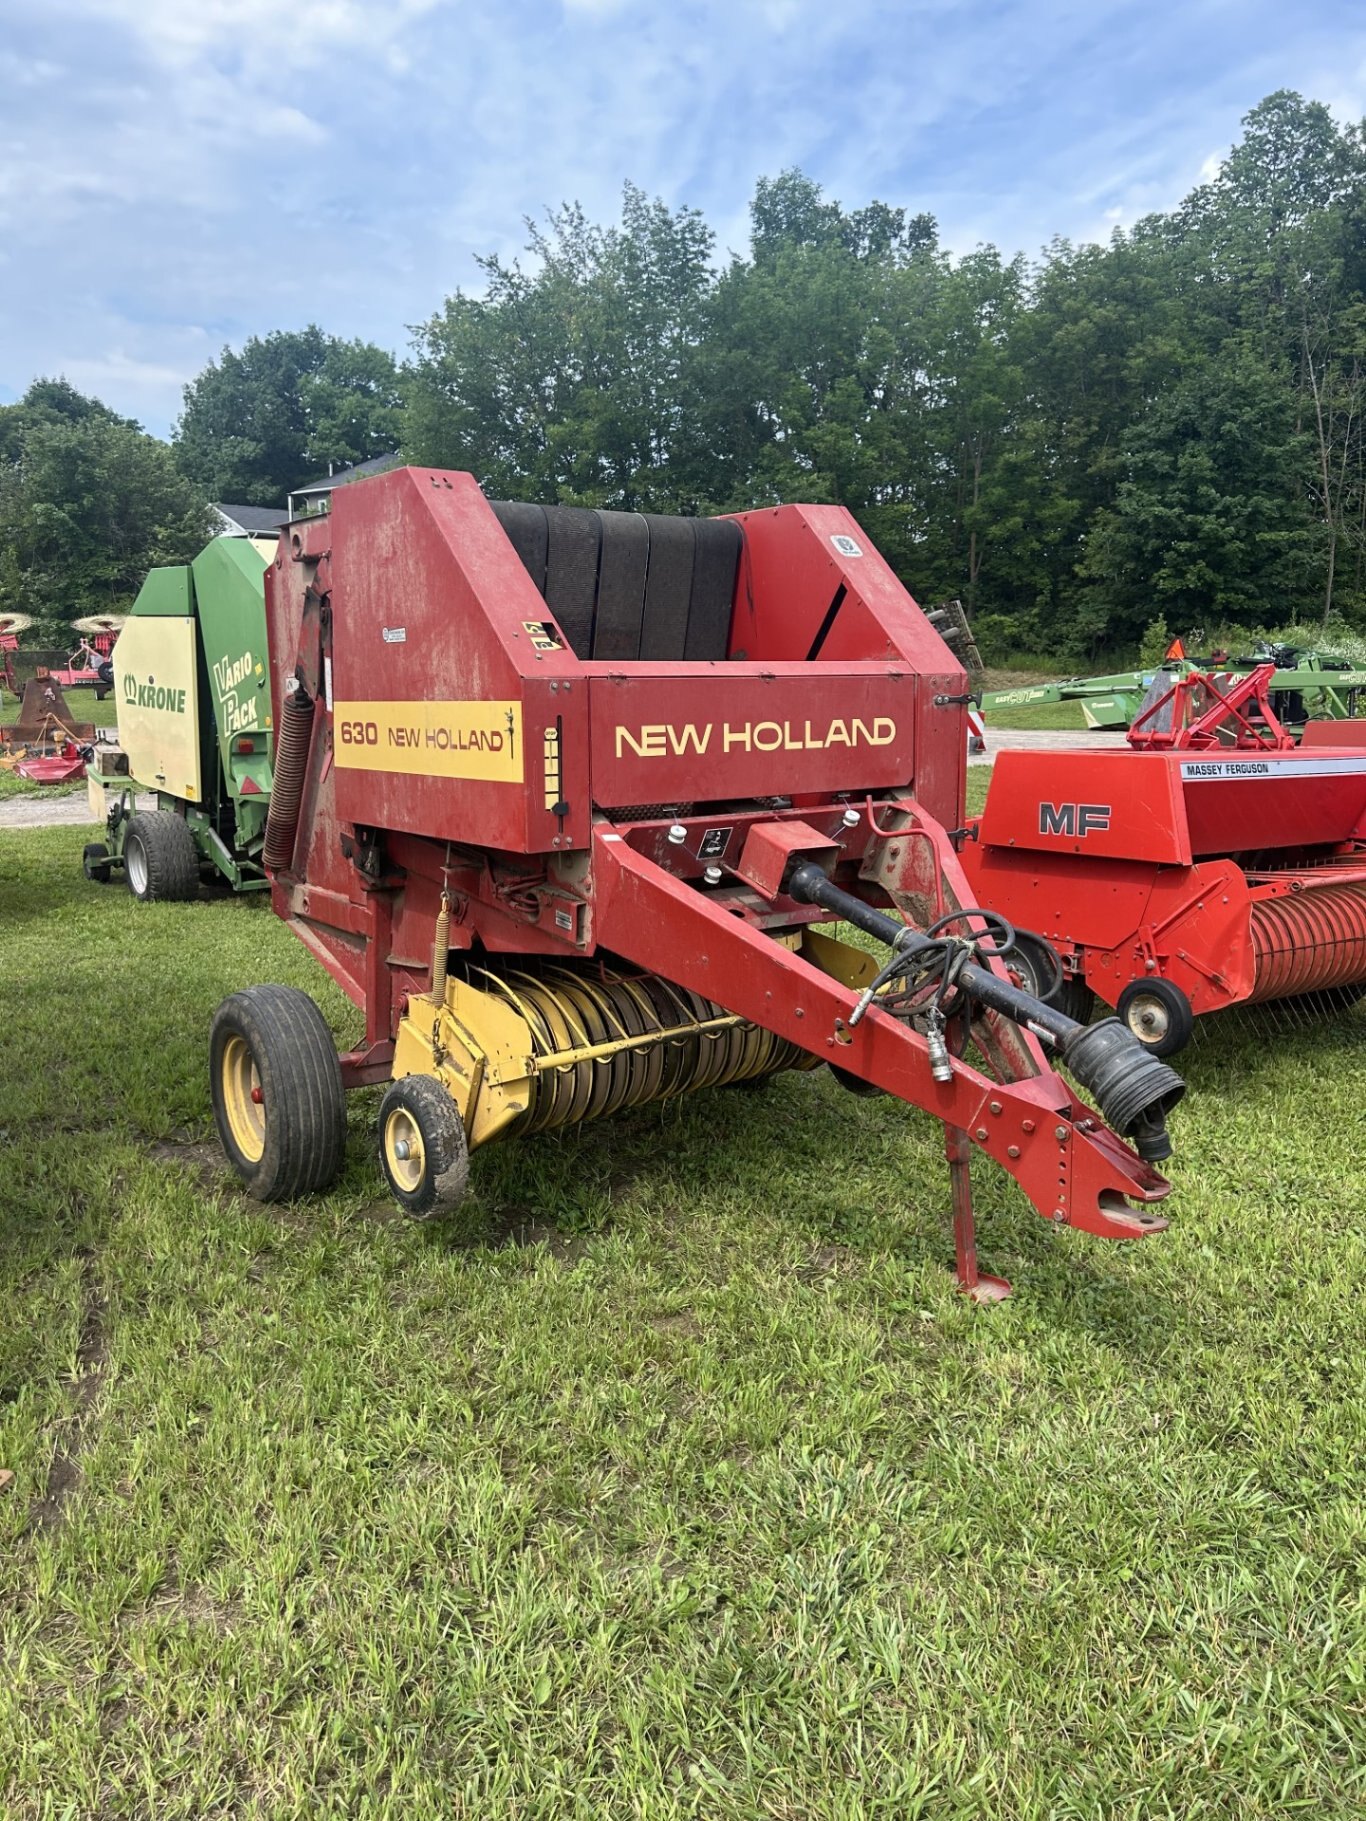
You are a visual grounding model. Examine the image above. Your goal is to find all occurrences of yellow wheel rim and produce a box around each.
[221,1034,265,1163]
[384,1106,426,1194]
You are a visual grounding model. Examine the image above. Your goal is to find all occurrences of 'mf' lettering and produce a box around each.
[1039,801,1111,837]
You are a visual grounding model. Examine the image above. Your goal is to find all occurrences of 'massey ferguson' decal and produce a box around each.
[1039,801,1112,837]
[615,716,896,760]
[1179,755,1366,781]
[334,700,522,782]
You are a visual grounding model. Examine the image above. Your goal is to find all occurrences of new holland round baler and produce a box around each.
[210,467,1185,1298]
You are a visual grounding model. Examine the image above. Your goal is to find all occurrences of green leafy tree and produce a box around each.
[0,380,216,636]
[401,92,1366,660]
[407,186,716,510]
[1079,344,1320,640]
[175,327,404,505]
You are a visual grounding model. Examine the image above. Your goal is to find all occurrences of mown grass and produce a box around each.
[3,822,1366,1817]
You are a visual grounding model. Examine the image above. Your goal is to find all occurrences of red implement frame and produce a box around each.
[1128,662,1296,751]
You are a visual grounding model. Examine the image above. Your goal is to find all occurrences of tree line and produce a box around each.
[3,91,1362,660]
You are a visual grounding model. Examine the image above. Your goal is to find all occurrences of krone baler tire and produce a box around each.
[378,1075,470,1221]
[123,811,199,903]
[210,985,347,1200]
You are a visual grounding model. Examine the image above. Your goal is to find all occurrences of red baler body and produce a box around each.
[255,469,1176,1288]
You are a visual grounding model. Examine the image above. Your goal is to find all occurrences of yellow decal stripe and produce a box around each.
[334,700,522,782]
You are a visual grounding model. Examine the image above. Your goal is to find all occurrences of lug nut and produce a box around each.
[667,824,687,846]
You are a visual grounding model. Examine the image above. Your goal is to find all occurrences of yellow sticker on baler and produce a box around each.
[334,700,522,782]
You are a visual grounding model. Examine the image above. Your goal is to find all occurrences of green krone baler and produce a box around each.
[83,538,275,900]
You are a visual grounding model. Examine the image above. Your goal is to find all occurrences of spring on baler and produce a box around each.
[1248,881,1366,1002]
[262,687,315,872]
[467,964,811,1136]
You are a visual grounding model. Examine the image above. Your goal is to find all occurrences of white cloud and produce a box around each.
[71,1,441,70]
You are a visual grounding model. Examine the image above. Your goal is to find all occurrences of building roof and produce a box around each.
[290,452,402,497]
[214,501,291,533]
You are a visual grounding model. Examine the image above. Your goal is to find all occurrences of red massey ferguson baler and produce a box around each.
[959,665,1366,1056]
[209,467,1183,1299]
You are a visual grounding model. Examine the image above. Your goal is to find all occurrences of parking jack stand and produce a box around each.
[946,1124,1011,1303]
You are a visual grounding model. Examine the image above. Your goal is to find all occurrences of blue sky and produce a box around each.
[2,0,1363,439]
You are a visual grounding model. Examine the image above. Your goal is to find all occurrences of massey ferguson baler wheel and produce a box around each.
[378,1076,470,1221]
[123,811,199,903]
[82,842,112,884]
[1117,978,1194,1058]
[1007,930,1065,1005]
[1055,976,1097,1027]
[209,986,346,1200]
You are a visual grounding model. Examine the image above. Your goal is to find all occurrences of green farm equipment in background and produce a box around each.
[981,642,1366,737]
[980,666,1160,729]
[83,538,275,901]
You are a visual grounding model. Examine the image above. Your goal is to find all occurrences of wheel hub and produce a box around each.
[1126,996,1169,1041]
[384,1108,425,1192]
[220,1034,266,1162]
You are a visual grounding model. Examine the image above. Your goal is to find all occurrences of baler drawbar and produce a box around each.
[210,468,1183,1299]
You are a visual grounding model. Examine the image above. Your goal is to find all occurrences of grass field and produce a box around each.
[0,687,118,730]
[4,817,1366,1817]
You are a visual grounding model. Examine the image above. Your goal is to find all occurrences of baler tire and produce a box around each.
[1116,978,1193,1058]
[1007,930,1065,1005]
[378,1076,470,1221]
[829,1063,885,1098]
[123,811,199,903]
[210,986,347,1201]
[82,842,112,884]
[1056,976,1096,1027]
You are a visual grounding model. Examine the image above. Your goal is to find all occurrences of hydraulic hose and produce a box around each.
[787,862,1184,1161]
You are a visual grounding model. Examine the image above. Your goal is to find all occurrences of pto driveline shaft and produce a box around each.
[787,862,1079,1043]
[786,861,1185,1161]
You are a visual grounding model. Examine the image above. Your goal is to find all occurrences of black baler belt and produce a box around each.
[491,501,549,597]
[543,506,602,659]
[684,518,742,661]
[592,511,650,660]
[639,516,696,662]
